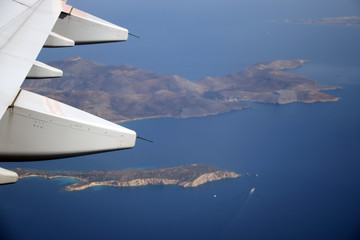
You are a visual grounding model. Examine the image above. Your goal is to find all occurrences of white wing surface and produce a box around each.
[0,0,136,184]
[0,0,62,119]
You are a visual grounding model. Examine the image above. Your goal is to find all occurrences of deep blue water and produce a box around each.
[1,83,360,239]
[38,0,360,81]
[1,0,360,239]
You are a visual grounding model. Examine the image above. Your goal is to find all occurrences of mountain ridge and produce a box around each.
[22,57,339,122]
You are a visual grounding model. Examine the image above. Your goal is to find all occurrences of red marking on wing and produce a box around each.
[71,8,88,18]
[45,98,64,116]
[61,3,72,13]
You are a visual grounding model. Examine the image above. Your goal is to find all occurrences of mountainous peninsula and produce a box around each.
[22,58,339,122]
[14,165,241,191]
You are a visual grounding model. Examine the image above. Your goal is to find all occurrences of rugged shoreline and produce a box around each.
[14,165,242,191]
[22,58,339,122]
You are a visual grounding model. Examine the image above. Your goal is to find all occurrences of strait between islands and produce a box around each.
[17,59,337,191]
[13,165,242,191]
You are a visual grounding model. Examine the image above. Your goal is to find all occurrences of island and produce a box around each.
[22,58,339,122]
[275,16,360,27]
[13,165,241,191]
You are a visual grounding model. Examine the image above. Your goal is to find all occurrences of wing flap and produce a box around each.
[26,61,63,79]
[44,32,75,47]
[0,90,136,161]
[52,4,128,44]
[0,167,18,184]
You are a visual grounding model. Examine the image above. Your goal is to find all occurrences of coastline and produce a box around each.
[22,58,340,124]
[14,165,242,192]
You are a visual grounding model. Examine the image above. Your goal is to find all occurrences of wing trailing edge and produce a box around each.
[0,90,136,161]
[44,32,75,47]
[52,4,128,45]
[26,61,63,79]
[0,167,18,185]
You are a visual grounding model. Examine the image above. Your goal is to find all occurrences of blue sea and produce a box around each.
[1,83,360,239]
[1,0,360,239]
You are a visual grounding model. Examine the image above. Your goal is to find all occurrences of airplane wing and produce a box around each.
[0,0,136,184]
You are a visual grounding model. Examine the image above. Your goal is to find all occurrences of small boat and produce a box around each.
[250,187,255,195]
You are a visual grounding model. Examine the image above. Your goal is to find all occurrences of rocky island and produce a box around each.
[22,58,339,122]
[275,16,360,27]
[13,165,241,191]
